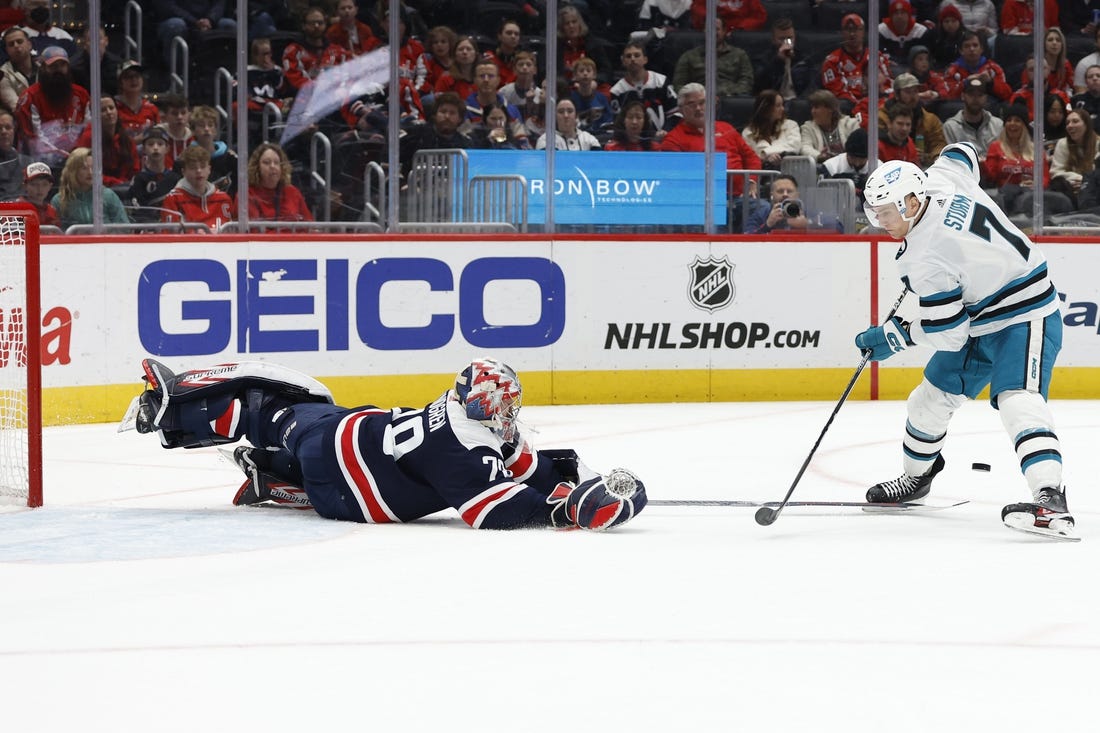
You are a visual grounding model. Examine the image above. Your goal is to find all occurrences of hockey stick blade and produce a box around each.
[652,499,969,512]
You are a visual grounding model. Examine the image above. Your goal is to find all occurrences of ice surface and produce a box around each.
[2,400,1097,731]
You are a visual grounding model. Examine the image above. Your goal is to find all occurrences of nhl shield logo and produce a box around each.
[688,256,735,313]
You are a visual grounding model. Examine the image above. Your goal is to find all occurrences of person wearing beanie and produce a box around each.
[926,4,967,68]
[937,1,997,47]
[127,126,181,218]
[906,45,949,104]
[879,0,929,66]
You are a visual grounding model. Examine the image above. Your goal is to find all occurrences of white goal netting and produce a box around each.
[0,213,35,505]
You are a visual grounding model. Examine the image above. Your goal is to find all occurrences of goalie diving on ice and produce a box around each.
[118,358,647,531]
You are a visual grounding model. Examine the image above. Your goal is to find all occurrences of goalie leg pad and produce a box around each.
[135,359,336,449]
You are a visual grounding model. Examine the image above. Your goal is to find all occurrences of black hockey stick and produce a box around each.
[755,287,909,527]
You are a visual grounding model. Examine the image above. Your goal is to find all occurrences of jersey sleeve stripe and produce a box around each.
[921,311,968,333]
[335,410,400,523]
[919,288,962,307]
[504,441,536,483]
[459,482,526,528]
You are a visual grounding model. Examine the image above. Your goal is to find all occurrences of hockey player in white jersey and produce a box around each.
[855,142,1074,539]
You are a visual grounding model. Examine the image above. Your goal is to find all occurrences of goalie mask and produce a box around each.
[863,161,927,232]
[455,358,522,442]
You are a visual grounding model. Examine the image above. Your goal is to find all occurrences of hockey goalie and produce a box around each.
[119,357,647,531]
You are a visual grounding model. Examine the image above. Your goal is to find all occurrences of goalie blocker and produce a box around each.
[120,358,647,531]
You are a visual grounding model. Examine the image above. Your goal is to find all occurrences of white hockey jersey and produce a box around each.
[895,143,1059,352]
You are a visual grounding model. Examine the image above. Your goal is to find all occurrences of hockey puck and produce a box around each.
[971,462,991,472]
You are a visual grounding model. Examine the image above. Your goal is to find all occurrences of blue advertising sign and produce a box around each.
[465,150,727,225]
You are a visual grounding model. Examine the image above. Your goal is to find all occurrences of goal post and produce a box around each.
[0,204,42,508]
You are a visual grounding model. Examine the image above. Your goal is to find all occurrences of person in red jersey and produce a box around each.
[282,6,351,92]
[114,60,160,143]
[13,45,90,167]
[236,142,313,230]
[326,0,381,56]
[820,14,893,108]
[160,145,233,230]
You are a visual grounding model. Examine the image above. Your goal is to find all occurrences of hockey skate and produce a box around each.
[866,454,945,503]
[1002,487,1078,541]
[225,446,313,509]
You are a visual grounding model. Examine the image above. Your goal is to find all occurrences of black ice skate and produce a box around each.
[227,446,313,509]
[1002,487,1077,540]
[866,454,945,503]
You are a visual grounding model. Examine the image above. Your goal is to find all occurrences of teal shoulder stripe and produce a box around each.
[943,149,973,170]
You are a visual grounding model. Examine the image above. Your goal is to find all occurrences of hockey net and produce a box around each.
[0,205,41,507]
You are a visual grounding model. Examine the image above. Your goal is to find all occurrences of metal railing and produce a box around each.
[123,0,142,63]
[405,148,469,224]
[168,36,189,96]
[309,132,333,221]
[262,102,284,144]
[466,174,528,233]
[213,67,235,149]
[218,221,384,233]
[726,168,779,231]
[362,161,386,227]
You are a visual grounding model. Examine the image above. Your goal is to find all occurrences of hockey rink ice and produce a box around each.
[2,398,1098,731]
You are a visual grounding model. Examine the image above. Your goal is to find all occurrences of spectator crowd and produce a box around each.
[9,0,1100,231]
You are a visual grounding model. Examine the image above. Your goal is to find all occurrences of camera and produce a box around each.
[781,200,802,218]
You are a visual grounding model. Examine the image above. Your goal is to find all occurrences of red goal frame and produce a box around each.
[1,204,41,507]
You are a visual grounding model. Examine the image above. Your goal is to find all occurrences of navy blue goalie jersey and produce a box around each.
[283,390,564,529]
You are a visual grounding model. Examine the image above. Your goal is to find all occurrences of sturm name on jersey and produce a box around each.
[604,322,821,350]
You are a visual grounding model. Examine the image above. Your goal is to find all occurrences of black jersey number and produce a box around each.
[969,203,1030,259]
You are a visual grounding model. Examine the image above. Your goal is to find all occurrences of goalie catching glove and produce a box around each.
[855,317,913,361]
[548,468,648,531]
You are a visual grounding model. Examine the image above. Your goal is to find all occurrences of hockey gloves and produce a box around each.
[855,317,913,362]
[548,469,648,531]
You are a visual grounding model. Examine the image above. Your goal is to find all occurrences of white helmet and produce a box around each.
[862,161,927,230]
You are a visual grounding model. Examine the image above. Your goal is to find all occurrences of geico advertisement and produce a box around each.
[876,241,1100,368]
[31,239,872,388]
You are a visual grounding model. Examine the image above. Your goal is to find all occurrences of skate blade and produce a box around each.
[117,394,142,433]
[1003,512,1081,542]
